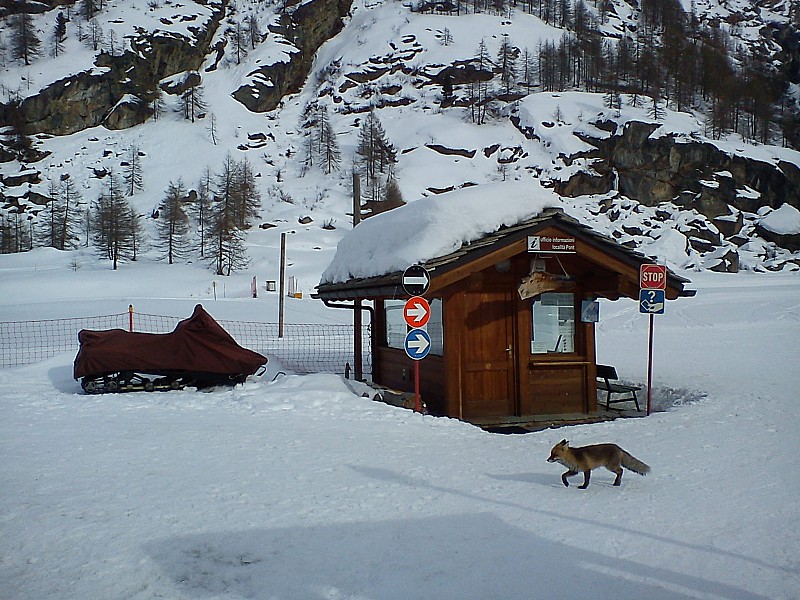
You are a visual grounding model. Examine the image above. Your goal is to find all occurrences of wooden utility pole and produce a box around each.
[353,173,363,380]
[279,232,286,338]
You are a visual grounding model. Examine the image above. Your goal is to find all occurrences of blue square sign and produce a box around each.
[639,289,665,314]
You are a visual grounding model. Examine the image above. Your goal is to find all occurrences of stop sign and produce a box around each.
[640,264,667,290]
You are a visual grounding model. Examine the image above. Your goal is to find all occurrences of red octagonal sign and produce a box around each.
[640,264,667,290]
[403,296,431,328]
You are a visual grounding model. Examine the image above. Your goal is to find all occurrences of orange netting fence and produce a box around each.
[0,311,371,376]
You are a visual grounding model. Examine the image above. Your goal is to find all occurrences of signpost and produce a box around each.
[639,264,668,415]
[401,267,431,413]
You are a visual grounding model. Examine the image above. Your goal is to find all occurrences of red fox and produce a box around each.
[547,439,650,489]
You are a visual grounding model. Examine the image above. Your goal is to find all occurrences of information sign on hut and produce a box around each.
[527,235,576,253]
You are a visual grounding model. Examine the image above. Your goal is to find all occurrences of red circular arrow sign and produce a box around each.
[403,296,430,328]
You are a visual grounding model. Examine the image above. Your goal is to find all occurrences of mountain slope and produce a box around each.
[1,0,799,288]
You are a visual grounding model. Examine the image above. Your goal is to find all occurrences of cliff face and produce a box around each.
[231,0,353,113]
[2,5,226,137]
[1,0,352,135]
[547,120,800,272]
[557,120,800,219]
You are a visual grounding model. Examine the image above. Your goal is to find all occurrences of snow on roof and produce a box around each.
[320,181,565,285]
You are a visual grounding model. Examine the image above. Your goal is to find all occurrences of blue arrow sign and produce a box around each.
[639,289,665,314]
[404,328,431,360]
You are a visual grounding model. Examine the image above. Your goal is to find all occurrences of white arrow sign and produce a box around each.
[404,275,429,287]
[402,265,431,296]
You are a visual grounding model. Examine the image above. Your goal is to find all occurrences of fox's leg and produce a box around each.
[561,470,577,487]
[611,467,623,486]
[578,470,591,489]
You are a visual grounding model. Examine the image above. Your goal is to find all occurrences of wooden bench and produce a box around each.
[596,364,641,412]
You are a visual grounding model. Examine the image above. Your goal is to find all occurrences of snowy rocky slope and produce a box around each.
[0,0,799,287]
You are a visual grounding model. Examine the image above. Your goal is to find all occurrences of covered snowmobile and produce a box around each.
[74,304,267,394]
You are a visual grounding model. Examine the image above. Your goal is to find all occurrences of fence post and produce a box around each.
[129,305,134,332]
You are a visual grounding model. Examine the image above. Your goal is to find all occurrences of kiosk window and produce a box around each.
[385,299,443,355]
[531,293,575,354]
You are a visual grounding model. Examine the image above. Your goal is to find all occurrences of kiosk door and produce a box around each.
[459,289,516,419]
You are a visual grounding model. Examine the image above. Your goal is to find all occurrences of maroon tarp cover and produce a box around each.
[74,304,267,379]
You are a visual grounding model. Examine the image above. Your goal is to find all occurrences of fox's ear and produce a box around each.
[560,439,568,446]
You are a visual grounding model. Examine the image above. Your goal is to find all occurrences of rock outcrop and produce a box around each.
[232,0,353,113]
[0,2,226,136]
[556,121,800,219]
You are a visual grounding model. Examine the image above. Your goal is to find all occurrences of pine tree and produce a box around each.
[521,47,536,93]
[39,179,62,249]
[497,35,517,95]
[122,143,144,196]
[441,28,453,46]
[207,112,218,145]
[299,100,320,174]
[155,179,190,264]
[355,111,397,202]
[179,76,206,123]
[58,175,84,250]
[150,86,165,121]
[300,102,341,175]
[383,177,404,210]
[51,11,67,58]
[229,20,249,65]
[231,157,261,229]
[81,0,99,21]
[246,14,261,49]
[321,118,341,174]
[194,167,213,258]
[649,95,665,121]
[91,172,141,270]
[207,155,258,275]
[84,19,103,51]
[469,39,493,124]
[10,12,42,66]
[4,212,32,253]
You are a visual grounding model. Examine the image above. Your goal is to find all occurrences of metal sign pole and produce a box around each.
[352,174,362,380]
[279,232,286,339]
[647,313,654,416]
[414,361,421,413]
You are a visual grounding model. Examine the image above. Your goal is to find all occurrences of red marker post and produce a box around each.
[403,296,431,413]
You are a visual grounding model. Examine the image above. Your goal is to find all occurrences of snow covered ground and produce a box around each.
[1,249,799,599]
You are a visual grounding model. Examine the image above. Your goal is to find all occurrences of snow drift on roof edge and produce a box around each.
[320,181,565,285]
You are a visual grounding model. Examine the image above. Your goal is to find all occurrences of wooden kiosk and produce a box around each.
[316,207,693,425]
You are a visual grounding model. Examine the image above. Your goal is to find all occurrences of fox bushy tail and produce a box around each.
[621,451,651,476]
